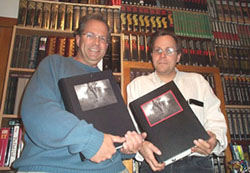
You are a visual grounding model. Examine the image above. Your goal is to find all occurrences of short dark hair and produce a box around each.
[149,30,182,54]
[74,12,111,40]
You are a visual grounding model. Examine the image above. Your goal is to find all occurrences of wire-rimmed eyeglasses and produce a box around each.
[152,47,178,56]
[82,32,108,44]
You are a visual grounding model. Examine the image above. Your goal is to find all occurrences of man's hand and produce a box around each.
[139,141,165,171]
[191,130,217,155]
[90,134,125,163]
[120,131,146,154]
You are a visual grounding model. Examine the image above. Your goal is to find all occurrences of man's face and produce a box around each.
[75,19,108,67]
[151,35,181,76]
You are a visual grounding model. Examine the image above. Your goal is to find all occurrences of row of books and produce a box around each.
[226,108,250,141]
[0,119,23,167]
[11,33,121,73]
[129,68,217,95]
[229,143,249,172]
[59,0,121,5]
[120,5,174,33]
[221,75,250,106]
[122,0,208,12]
[215,47,250,75]
[11,34,76,69]
[18,0,121,33]
[3,74,31,115]
[123,33,217,68]
[181,39,216,67]
[212,20,250,48]
[173,11,213,39]
[208,0,250,24]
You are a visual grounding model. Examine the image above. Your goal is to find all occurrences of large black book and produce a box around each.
[129,81,209,166]
[58,70,136,148]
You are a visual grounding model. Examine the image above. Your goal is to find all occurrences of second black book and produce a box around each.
[129,81,209,166]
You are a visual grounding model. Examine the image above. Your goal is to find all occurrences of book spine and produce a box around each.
[226,109,234,140]
[132,7,139,32]
[42,3,51,29]
[50,4,59,30]
[9,124,20,166]
[17,0,28,26]
[139,34,146,62]
[28,35,39,69]
[73,5,80,31]
[34,2,43,28]
[113,8,121,34]
[26,1,36,27]
[111,36,121,72]
[65,5,73,31]
[0,128,10,167]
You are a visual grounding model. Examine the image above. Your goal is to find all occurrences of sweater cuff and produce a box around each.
[81,130,104,159]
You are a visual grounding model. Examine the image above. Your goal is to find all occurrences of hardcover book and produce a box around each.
[58,70,136,148]
[129,81,209,166]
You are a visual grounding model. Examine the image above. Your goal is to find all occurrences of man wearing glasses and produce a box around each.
[127,30,228,173]
[13,13,145,173]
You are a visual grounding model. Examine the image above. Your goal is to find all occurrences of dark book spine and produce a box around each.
[42,3,51,29]
[103,41,112,71]
[113,9,121,34]
[130,34,139,62]
[26,1,36,27]
[111,36,121,72]
[73,5,80,31]
[221,75,229,104]
[17,0,28,26]
[123,34,131,61]
[27,35,39,69]
[34,2,43,28]
[139,34,146,62]
[65,5,73,31]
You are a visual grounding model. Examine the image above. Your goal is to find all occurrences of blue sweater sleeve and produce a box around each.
[21,56,104,159]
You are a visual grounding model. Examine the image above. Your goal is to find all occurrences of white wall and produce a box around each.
[0,0,20,18]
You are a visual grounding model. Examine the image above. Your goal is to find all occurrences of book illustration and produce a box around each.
[74,79,117,112]
[141,90,183,127]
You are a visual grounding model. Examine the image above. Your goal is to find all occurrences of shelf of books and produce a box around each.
[207,0,250,172]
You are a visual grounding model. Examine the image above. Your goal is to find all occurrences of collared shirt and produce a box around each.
[127,69,228,161]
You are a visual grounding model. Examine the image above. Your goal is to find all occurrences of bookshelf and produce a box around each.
[0,0,249,172]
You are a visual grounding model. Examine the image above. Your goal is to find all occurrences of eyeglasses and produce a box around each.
[152,47,178,56]
[82,32,108,44]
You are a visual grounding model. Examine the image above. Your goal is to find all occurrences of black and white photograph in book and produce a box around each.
[141,90,183,126]
[74,79,117,112]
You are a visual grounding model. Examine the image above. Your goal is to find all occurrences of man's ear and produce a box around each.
[177,53,181,63]
[75,35,80,47]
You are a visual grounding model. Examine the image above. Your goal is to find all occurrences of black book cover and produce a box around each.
[129,81,209,166]
[58,70,136,148]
